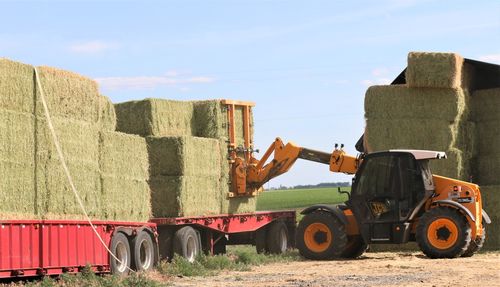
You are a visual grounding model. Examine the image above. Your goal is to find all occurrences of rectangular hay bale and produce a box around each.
[115,99,194,137]
[99,131,149,179]
[146,136,221,177]
[35,117,101,219]
[480,185,500,250]
[0,58,35,113]
[101,175,151,222]
[149,175,222,217]
[472,88,500,122]
[35,66,100,123]
[364,85,467,121]
[406,52,469,88]
[0,109,36,216]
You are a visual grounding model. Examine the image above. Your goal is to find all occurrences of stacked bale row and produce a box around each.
[472,88,500,248]
[115,99,257,217]
[0,58,151,221]
[365,52,499,249]
[365,52,474,181]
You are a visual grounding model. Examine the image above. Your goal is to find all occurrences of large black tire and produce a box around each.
[110,232,131,276]
[255,227,267,254]
[266,221,289,254]
[296,211,347,260]
[341,236,368,259]
[416,207,471,258]
[462,226,486,257]
[173,226,201,262]
[131,230,156,271]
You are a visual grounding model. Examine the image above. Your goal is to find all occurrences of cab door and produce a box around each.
[349,152,425,243]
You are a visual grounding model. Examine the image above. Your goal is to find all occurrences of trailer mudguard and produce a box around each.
[432,200,475,222]
[300,204,348,226]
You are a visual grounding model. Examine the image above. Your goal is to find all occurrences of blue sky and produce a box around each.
[2,0,499,187]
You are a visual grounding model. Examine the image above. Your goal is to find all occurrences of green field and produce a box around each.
[256,187,349,211]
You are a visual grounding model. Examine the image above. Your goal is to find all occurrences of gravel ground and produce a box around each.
[168,252,500,287]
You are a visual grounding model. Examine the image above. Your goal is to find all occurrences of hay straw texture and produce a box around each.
[150,175,222,217]
[99,131,151,221]
[35,118,101,219]
[481,185,500,249]
[364,85,473,180]
[364,85,467,121]
[35,66,100,122]
[98,95,117,131]
[472,88,500,122]
[193,100,227,139]
[0,59,35,113]
[147,136,221,177]
[0,110,36,216]
[406,52,470,89]
[115,99,194,137]
[147,136,223,217]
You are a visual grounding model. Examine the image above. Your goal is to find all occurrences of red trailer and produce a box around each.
[0,211,295,278]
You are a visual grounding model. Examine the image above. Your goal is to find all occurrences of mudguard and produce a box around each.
[432,200,475,222]
[482,209,492,224]
[300,204,348,226]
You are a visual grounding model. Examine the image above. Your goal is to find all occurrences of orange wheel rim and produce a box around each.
[304,223,332,253]
[427,218,459,250]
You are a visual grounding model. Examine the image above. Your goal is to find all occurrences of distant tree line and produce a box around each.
[270,182,351,190]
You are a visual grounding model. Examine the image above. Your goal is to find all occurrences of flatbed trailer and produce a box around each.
[0,210,296,279]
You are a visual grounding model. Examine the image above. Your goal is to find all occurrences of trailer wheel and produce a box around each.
[462,226,486,257]
[416,207,471,258]
[266,221,289,254]
[340,236,367,259]
[296,211,347,260]
[255,227,267,254]
[110,232,131,276]
[132,230,156,271]
[173,226,201,263]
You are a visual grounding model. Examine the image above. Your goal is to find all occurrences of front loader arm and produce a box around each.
[245,138,361,191]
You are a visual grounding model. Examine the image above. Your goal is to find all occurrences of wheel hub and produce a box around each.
[314,231,328,244]
[436,226,452,241]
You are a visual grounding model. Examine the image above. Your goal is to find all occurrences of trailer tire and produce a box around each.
[462,226,486,257]
[296,211,347,260]
[173,226,201,262]
[131,231,156,271]
[416,207,471,258]
[110,232,131,276]
[266,221,289,254]
[255,227,267,254]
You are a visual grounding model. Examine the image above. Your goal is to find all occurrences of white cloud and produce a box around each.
[95,72,215,90]
[479,54,500,64]
[69,41,118,53]
[361,78,391,86]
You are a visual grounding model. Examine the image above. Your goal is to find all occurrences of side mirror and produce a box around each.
[338,187,350,201]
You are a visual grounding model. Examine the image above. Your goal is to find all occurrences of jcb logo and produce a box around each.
[370,201,388,217]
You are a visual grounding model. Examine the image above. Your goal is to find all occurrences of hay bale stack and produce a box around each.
[99,131,151,221]
[406,52,473,89]
[115,99,194,137]
[365,85,473,180]
[481,185,500,249]
[472,88,500,185]
[0,110,36,217]
[147,136,223,217]
[35,118,101,219]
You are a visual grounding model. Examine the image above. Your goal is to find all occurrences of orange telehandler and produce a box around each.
[236,137,490,259]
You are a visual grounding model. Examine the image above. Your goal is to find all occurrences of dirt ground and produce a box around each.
[169,252,500,287]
